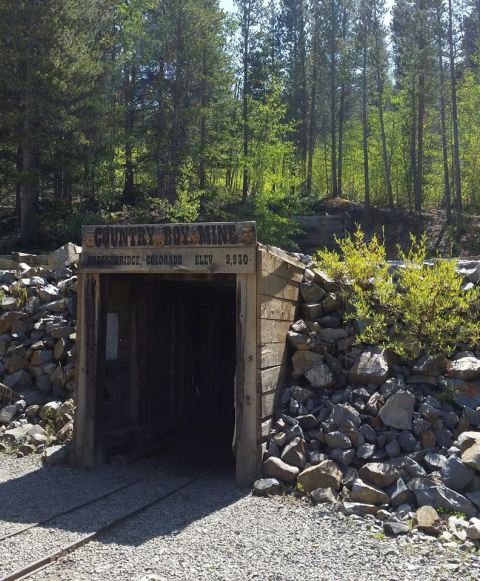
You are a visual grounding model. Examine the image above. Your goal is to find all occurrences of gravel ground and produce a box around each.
[1,454,480,581]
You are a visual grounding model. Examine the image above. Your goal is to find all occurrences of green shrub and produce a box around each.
[315,226,480,358]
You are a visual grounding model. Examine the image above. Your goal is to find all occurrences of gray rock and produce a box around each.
[387,477,415,508]
[414,505,441,535]
[2,425,31,443]
[440,456,475,492]
[291,351,323,378]
[378,390,415,430]
[380,377,406,398]
[287,331,312,351]
[398,430,417,453]
[330,448,355,466]
[0,404,17,424]
[318,328,347,342]
[357,443,375,460]
[358,462,399,488]
[305,361,335,389]
[341,502,379,516]
[423,452,447,471]
[409,477,476,518]
[39,401,61,420]
[385,439,400,458]
[281,437,306,469]
[451,379,480,409]
[350,479,390,505]
[300,282,326,303]
[349,348,389,386]
[311,487,339,504]
[325,431,351,449]
[263,457,300,483]
[331,403,361,428]
[464,407,480,427]
[4,370,32,390]
[449,354,480,380]
[297,460,343,492]
[359,424,376,444]
[322,293,341,313]
[383,521,410,536]
[461,440,480,471]
[301,303,323,320]
[253,478,282,496]
[296,414,318,431]
[413,354,448,376]
[466,517,480,540]
[44,444,68,466]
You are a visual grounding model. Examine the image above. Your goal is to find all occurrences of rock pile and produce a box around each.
[0,243,80,461]
[258,263,480,542]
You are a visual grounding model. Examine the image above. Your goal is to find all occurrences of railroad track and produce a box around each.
[0,456,226,581]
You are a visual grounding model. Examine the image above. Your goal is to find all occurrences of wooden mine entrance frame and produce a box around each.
[73,221,305,485]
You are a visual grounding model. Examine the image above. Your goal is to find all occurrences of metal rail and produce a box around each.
[1,464,223,581]
[0,453,182,544]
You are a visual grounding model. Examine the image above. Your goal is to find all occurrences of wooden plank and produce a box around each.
[82,222,256,249]
[257,365,287,394]
[258,249,304,283]
[257,243,306,270]
[72,273,101,468]
[235,272,259,485]
[257,342,289,369]
[257,272,300,301]
[257,294,297,321]
[80,246,256,274]
[260,418,272,439]
[258,319,291,344]
[260,391,277,419]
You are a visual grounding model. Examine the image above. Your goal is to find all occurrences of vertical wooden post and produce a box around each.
[72,273,102,467]
[235,272,258,485]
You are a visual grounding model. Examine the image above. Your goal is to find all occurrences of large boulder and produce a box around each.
[349,348,389,385]
[378,390,415,430]
[297,460,342,493]
[409,478,476,518]
[451,380,480,409]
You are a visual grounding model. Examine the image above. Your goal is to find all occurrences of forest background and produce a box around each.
[0,0,479,252]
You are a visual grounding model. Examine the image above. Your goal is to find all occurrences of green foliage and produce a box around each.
[315,226,480,358]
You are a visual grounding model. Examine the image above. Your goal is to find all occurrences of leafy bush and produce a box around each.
[315,227,480,358]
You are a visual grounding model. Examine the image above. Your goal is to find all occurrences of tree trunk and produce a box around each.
[242,1,251,200]
[362,44,370,211]
[122,65,136,205]
[337,83,346,198]
[20,120,39,248]
[436,6,452,222]
[414,66,425,213]
[306,63,317,194]
[448,0,462,215]
[329,0,338,197]
[372,3,393,209]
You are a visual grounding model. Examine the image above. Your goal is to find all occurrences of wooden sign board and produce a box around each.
[80,222,256,274]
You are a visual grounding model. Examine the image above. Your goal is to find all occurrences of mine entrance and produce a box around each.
[99,274,237,464]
